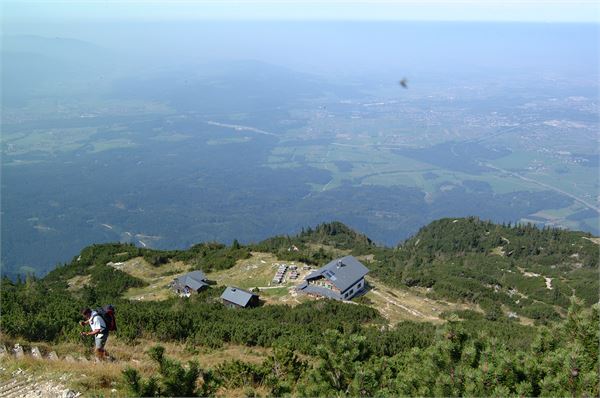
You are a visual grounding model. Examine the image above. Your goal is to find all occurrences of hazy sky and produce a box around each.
[2,0,599,25]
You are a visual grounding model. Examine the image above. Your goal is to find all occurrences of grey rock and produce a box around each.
[78,356,89,363]
[64,355,76,363]
[48,351,59,361]
[12,367,25,376]
[31,346,42,359]
[13,344,24,358]
[62,390,80,398]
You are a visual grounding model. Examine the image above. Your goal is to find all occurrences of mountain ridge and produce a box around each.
[19,216,600,324]
[1,217,598,396]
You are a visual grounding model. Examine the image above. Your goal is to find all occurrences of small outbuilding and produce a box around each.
[172,271,209,297]
[220,286,259,308]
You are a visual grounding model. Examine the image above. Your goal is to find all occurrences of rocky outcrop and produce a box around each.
[31,346,42,359]
[64,355,76,363]
[0,345,106,364]
[13,344,24,359]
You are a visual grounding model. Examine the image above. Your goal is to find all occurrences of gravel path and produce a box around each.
[0,367,80,398]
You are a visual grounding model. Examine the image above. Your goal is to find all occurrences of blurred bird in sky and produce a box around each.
[399,78,408,88]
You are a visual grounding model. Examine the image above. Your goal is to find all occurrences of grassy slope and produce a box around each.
[364,277,478,325]
[0,338,271,397]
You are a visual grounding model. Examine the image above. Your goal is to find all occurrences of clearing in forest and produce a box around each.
[364,276,479,325]
[114,253,482,322]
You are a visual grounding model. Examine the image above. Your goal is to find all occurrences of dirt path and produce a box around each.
[371,289,428,318]
[518,267,553,290]
[0,368,79,398]
[583,237,600,245]
[256,285,291,290]
[368,287,449,323]
[365,277,480,325]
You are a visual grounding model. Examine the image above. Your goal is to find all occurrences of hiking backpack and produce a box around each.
[96,305,117,332]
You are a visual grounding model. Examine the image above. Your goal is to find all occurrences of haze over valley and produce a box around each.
[1,22,598,277]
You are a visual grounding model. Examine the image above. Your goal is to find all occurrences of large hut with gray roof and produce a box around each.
[297,255,369,301]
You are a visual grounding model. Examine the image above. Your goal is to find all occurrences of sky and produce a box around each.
[1,0,598,81]
[2,0,599,25]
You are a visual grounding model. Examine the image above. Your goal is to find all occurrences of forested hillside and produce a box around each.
[369,217,598,323]
[1,218,598,396]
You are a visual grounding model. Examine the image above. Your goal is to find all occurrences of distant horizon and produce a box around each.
[2,19,598,51]
[2,0,599,27]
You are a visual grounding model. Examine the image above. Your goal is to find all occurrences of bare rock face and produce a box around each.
[31,346,42,359]
[64,354,76,363]
[13,344,24,358]
[48,351,59,361]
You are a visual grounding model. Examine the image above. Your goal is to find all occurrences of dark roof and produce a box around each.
[297,283,342,300]
[221,286,257,307]
[175,271,208,291]
[305,255,369,293]
[184,270,207,281]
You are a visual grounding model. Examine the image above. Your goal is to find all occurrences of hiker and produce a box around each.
[80,308,109,361]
